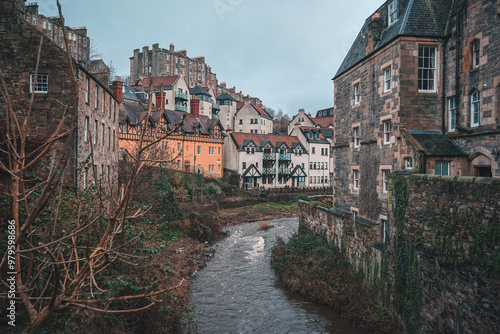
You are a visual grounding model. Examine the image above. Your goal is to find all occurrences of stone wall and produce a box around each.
[299,174,500,333]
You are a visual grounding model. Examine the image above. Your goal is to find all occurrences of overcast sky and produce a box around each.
[35,0,381,116]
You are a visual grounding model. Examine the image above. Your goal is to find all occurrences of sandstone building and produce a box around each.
[0,0,119,192]
[24,2,90,64]
[331,0,500,229]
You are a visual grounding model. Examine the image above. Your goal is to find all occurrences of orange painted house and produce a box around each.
[116,83,224,178]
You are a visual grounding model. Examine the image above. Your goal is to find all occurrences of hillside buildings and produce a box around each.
[0,0,119,192]
[24,2,90,64]
[331,0,499,226]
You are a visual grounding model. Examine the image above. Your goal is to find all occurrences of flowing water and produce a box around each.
[189,217,369,334]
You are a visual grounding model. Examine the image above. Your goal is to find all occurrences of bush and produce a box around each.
[183,209,221,243]
[203,182,222,201]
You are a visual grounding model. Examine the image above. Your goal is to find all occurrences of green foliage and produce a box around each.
[203,183,222,201]
[293,194,311,202]
[155,174,180,221]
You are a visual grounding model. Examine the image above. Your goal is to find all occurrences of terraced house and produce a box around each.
[331,0,499,227]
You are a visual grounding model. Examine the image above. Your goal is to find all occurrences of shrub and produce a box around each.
[203,182,222,201]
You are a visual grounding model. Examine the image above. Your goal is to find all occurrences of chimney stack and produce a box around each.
[191,97,200,118]
[169,43,175,52]
[112,76,123,104]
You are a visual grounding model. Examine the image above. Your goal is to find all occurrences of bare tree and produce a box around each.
[0,2,184,333]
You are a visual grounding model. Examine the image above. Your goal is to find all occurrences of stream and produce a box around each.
[189,217,369,333]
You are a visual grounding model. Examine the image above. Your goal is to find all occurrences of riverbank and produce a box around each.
[271,232,398,334]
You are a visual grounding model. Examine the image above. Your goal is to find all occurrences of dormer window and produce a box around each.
[388,0,398,25]
[472,40,480,68]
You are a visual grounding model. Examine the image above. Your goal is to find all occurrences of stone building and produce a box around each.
[0,0,119,192]
[23,2,90,64]
[117,85,225,178]
[135,75,191,114]
[331,0,500,227]
[130,43,218,90]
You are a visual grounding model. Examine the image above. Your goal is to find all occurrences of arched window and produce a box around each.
[471,90,480,127]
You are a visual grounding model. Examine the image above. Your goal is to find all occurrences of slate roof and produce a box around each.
[216,92,237,101]
[231,133,300,149]
[334,0,454,79]
[406,130,467,156]
[300,127,330,144]
[190,85,211,96]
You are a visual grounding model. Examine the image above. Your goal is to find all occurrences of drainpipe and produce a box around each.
[441,37,448,134]
[455,2,461,128]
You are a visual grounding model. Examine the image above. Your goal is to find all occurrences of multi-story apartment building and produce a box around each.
[1,0,119,192]
[190,85,220,119]
[134,75,191,114]
[331,0,499,225]
[117,85,224,178]
[233,100,274,134]
[24,2,90,64]
[130,44,218,90]
[224,129,330,189]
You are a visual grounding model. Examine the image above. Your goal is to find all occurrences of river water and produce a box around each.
[189,217,368,334]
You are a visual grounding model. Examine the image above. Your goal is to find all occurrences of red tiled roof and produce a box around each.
[139,76,178,88]
[236,102,244,110]
[314,117,333,128]
[231,132,300,147]
[253,105,271,118]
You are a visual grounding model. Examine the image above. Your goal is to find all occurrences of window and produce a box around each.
[113,130,115,151]
[122,122,128,134]
[382,170,389,193]
[48,22,51,30]
[218,147,221,155]
[388,0,398,25]
[120,148,124,159]
[353,127,360,148]
[354,84,360,104]
[108,127,111,148]
[85,77,89,103]
[242,162,246,169]
[93,121,98,144]
[84,116,89,143]
[101,123,104,145]
[197,145,201,155]
[472,40,480,68]
[353,170,359,190]
[471,90,480,127]
[448,98,456,132]
[177,160,181,169]
[384,68,391,92]
[218,165,220,173]
[239,119,243,125]
[30,74,48,93]
[33,16,36,25]
[94,86,98,110]
[418,46,437,92]
[405,157,413,170]
[435,161,450,175]
[381,219,387,243]
[383,121,391,144]
[312,147,315,154]
[177,143,181,153]
[42,21,46,29]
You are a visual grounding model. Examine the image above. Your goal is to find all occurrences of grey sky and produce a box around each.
[35,0,381,116]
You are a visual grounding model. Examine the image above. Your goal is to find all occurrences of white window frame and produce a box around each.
[472,40,480,68]
[382,170,389,193]
[84,116,89,143]
[383,120,391,144]
[405,157,413,170]
[122,122,128,134]
[384,67,391,92]
[30,74,48,93]
[418,46,437,92]
[353,127,360,148]
[85,77,89,103]
[448,98,456,132]
[471,90,480,127]
[354,84,360,104]
[388,0,398,25]
[436,161,450,176]
[353,170,359,190]
[93,120,98,144]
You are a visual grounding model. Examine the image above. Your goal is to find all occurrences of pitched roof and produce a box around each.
[231,133,300,148]
[300,127,330,144]
[404,130,467,156]
[334,0,454,79]
[314,117,333,128]
[216,92,237,101]
[139,76,178,89]
[190,85,211,96]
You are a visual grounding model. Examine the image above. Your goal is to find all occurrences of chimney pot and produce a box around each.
[112,78,123,104]
[191,97,200,118]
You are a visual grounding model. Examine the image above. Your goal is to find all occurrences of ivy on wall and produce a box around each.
[360,145,381,221]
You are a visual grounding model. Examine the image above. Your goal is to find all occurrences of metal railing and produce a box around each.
[212,102,220,111]
[175,104,187,112]
[279,153,291,160]
[278,167,291,174]
[262,168,276,174]
[175,91,188,100]
[263,153,275,160]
